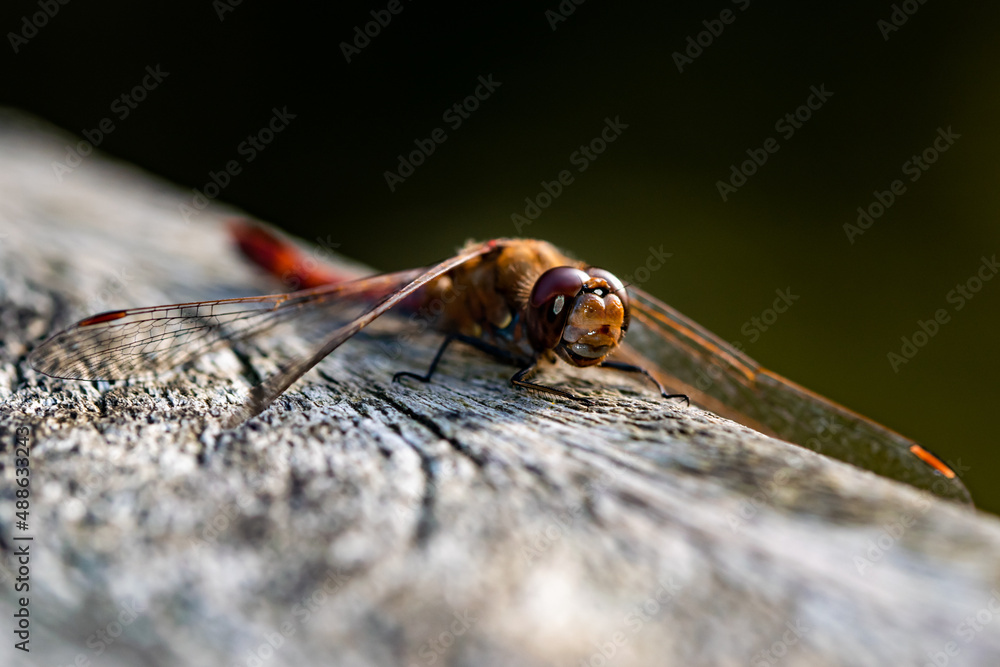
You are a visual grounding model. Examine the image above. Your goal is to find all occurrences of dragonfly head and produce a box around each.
[525,266,629,367]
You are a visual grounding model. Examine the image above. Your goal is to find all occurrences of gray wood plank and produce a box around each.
[2,110,999,667]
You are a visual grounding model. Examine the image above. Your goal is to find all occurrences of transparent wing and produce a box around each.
[29,269,425,381]
[30,239,507,427]
[618,285,972,505]
[230,239,507,425]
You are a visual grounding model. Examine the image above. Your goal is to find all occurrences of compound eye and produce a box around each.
[526,267,590,351]
[529,267,590,309]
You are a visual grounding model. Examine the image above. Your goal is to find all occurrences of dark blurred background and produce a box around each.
[3,1,998,512]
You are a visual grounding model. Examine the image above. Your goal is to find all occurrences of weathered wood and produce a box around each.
[2,110,1000,667]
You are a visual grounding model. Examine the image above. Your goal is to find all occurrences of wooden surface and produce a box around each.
[2,110,1000,667]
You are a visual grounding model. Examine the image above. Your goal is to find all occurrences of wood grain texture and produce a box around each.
[2,110,1000,667]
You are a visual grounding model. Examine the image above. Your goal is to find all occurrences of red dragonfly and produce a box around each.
[28,221,972,505]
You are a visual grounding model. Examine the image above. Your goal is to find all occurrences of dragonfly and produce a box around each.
[28,221,972,505]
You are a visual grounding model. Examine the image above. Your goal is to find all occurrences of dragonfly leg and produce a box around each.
[511,363,592,404]
[393,333,530,385]
[393,333,460,385]
[394,333,589,404]
[599,360,690,405]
